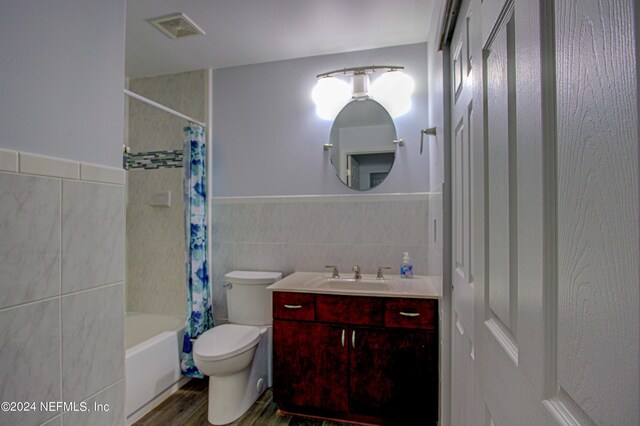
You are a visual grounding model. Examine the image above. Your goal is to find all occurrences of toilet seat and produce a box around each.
[193,324,260,362]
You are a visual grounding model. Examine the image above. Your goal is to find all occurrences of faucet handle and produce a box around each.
[325,265,340,278]
[376,266,391,280]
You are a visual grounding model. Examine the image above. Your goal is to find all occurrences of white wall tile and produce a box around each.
[211,242,233,282]
[0,300,61,426]
[362,200,428,246]
[233,243,283,273]
[62,181,124,294]
[62,284,124,402]
[19,152,79,180]
[212,281,228,322]
[0,173,60,309]
[63,380,125,426]
[0,149,18,173]
[80,163,126,185]
[211,203,233,243]
[231,203,283,243]
[281,202,364,244]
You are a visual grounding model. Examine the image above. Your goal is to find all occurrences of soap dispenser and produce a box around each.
[400,252,414,278]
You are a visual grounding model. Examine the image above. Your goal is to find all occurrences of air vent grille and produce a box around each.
[148,13,205,39]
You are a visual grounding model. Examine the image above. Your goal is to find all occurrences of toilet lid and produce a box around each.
[193,324,261,361]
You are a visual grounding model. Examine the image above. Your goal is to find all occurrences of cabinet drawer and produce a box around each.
[316,295,383,326]
[273,292,315,321]
[384,298,437,329]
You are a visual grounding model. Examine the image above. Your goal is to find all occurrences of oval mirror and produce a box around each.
[329,99,397,191]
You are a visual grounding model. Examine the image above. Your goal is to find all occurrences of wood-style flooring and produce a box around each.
[134,379,354,426]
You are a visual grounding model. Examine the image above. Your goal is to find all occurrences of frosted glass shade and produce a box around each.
[369,71,415,117]
[311,77,351,120]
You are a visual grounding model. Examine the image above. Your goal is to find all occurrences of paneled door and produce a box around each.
[449,0,639,425]
[450,0,477,424]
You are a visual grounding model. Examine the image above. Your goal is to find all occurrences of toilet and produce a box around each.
[193,270,281,425]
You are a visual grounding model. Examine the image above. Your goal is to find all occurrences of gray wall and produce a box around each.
[0,1,126,424]
[211,43,430,197]
[0,0,125,168]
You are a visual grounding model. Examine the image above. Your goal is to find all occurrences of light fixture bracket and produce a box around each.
[316,65,405,79]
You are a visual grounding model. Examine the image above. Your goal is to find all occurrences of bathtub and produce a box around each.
[125,312,188,425]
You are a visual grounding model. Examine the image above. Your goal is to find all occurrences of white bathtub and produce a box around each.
[125,312,188,425]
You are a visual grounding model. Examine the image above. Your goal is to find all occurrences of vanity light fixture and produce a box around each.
[311,65,415,120]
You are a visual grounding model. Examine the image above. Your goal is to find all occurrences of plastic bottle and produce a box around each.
[400,252,414,278]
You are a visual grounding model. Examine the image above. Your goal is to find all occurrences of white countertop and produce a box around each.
[266,271,442,299]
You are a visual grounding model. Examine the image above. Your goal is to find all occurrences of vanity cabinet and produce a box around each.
[272,292,438,425]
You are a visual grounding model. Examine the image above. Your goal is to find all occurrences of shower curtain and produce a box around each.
[180,125,213,378]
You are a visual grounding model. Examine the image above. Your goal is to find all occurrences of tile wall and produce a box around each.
[210,192,442,324]
[126,70,206,317]
[0,148,125,426]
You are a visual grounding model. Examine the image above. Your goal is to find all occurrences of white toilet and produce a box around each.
[193,270,281,425]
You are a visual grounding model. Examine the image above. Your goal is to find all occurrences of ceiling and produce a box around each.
[125,0,442,78]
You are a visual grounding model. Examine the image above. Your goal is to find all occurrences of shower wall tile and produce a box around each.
[0,173,60,309]
[63,380,125,426]
[129,71,205,122]
[62,284,124,402]
[62,181,125,294]
[126,166,185,317]
[126,240,184,316]
[0,299,61,426]
[127,71,206,317]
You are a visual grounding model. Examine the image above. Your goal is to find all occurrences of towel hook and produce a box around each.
[420,128,436,154]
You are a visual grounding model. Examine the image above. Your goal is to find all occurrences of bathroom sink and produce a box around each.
[266,271,442,299]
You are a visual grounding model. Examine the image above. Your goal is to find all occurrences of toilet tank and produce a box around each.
[224,271,282,326]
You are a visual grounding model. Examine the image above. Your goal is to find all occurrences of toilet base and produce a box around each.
[207,328,270,425]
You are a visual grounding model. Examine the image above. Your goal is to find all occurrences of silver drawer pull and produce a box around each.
[341,329,346,347]
[400,312,421,317]
[352,330,356,348]
[284,304,303,309]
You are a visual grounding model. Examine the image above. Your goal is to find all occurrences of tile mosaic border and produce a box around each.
[124,150,183,170]
[0,148,125,185]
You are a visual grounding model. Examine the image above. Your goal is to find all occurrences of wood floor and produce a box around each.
[134,379,354,426]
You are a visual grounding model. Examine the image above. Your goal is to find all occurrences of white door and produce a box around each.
[449,0,639,424]
[450,0,477,424]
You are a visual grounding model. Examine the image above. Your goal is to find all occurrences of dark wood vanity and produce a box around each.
[272,291,439,425]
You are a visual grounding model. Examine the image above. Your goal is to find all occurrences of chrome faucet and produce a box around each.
[352,265,362,280]
[325,265,340,279]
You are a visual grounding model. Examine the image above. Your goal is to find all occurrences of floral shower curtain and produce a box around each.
[180,125,213,378]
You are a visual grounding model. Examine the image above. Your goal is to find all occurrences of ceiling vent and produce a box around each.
[148,13,205,39]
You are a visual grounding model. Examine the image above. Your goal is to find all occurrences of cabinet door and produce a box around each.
[349,327,438,424]
[273,320,348,413]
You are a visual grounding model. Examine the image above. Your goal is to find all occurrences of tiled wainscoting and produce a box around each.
[210,192,442,324]
[0,148,126,426]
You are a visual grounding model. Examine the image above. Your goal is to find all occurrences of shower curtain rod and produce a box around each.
[124,89,207,128]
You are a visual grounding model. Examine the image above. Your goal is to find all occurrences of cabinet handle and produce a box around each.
[283,304,303,309]
[400,312,421,317]
[341,329,345,347]
[351,330,356,349]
